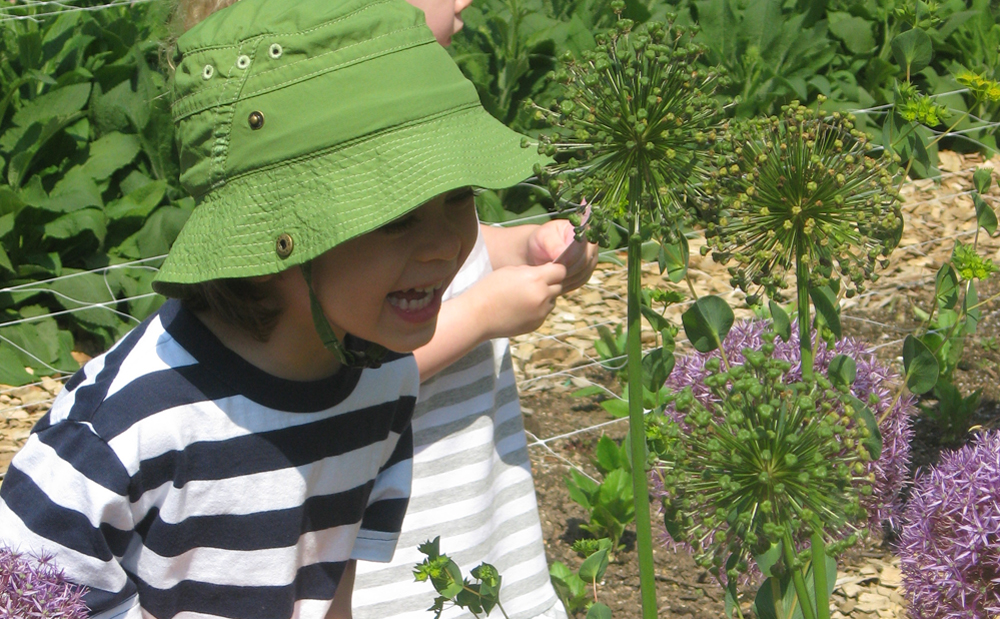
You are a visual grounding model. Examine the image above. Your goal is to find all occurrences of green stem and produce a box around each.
[796,254,814,381]
[811,530,830,619]
[782,532,817,619]
[626,200,658,619]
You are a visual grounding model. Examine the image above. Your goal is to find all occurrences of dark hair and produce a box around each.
[170,278,282,342]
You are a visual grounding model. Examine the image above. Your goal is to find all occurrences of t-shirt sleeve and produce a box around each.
[351,411,414,563]
[0,420,140,615]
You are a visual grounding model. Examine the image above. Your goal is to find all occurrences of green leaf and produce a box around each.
[44,207,107,245]
[657,236,688,283]
[681,296,734,353]
[809,285,841,339]
[600,397,629,419]
[891,28,933,74]
[850,396,883,460]
[82,131,142,181]
[586,603,612,619]
[753,554,837,619]
[973,167,993,195]
[770,300,791,342]
[5,112,87,190]
[0,344,35,386]
[828,13,875,55]
[572,385,606,398]
[754,540,783,578]
[641,346,675,392]
[594,436,624,474]
[640,305,670,334]
[974,194,997,236]
[903,335,939,395]
[827,354,857,388]
[438,560,465,598]
[578,546,610,582]
[935,264,959,310]
[11,82,91,127]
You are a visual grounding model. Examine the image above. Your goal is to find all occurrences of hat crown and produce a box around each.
[171,0,476,199]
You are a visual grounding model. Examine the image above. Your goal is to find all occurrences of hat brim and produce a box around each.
[154,104,545,293]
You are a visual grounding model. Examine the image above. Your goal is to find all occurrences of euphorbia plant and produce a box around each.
[530,7,723,618]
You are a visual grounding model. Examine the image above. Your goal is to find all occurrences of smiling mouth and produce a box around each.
[386,284,443,312]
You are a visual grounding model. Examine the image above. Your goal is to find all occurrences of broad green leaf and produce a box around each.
[973,167,993,195]
[849,395,883,460]
[11,82,91,127]
[0,245,12,274]
[586,603,612,619]
[827,354,857,388]
[973,194,997,236]
[44,208,107,245]
[754,540,782,578]
[903,335,939,395]
[809,285,841,339]
[578,546,610,582]
[45,271,121,330]
[105,180,167,223]
[828,13,875,55]
[0,344,35,386]
[934,264,959,309]
[572,385,606,398]
[600,397,629,419]
[769,300,791,342]
[83,132,142,181]
[641,346,675,392]
[438,560,465,598]
[6,112,87,189]
[594,436,624,474]
[891,28,933,75]
[682,296,734,353]
[657,236,688,283]
[640,305,670,333]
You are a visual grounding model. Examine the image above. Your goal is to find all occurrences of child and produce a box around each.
[351,1,599,617]
[0,0,551,616]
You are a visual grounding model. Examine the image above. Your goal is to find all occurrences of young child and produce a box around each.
[0,0,551,616]
[351,1,599,617]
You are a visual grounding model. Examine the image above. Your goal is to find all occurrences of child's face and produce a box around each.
[304,188,478,354]
[407,0,472,46]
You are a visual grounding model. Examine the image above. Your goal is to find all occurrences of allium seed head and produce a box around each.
[0,547,89,618]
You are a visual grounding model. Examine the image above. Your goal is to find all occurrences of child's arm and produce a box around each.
[413,221,597,381]
[325,560,356,619]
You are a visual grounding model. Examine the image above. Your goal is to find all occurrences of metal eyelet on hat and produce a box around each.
[236,54,251,69]
[268,43,283,59]
[276,233,294,258]
[202,64,214,80]
[248,111,265,130]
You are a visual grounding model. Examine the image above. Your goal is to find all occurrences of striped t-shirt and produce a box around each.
[0,300,416,619]
[353,230,565,619]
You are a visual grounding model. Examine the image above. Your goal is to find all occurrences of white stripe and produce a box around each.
[125,526,360,588]
[0,502,130,594]
[11,435,133,530]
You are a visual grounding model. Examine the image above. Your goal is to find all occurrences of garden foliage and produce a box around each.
[0,2,191,385]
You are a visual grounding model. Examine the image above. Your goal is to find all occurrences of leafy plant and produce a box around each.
[549,538,614,618]
[0,2,192,384]
[414,537,507,619]
[566,435,635,552]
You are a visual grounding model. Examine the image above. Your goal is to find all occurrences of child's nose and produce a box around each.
[414,217,464,263]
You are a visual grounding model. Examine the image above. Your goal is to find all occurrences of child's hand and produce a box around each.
[526,219,599,293]
[473,262,567,339]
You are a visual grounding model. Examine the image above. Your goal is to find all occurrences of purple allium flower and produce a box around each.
[0,546,89,618]
[662,319,914,531]
[898,430,1000,619]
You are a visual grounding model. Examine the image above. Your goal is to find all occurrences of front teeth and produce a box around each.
[387,285,438,311]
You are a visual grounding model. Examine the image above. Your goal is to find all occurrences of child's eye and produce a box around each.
[380,215,418,234]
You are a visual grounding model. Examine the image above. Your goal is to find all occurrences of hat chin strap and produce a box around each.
[300,262,387,369]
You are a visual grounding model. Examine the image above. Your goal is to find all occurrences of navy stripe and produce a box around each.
[81,581,139,617]
[35,421,131,492]
[132,561,347,619]
[163,301,367,412]
[129,399,413,500]
[0,466,126,562]
[63,365,88,392]
[134,482,373,555]
[360,497,409,533]
[380,424,413,473]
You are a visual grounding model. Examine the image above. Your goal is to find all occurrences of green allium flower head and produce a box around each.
[530,7,724,245]
[649,339,871,580]
[703,103,903,301]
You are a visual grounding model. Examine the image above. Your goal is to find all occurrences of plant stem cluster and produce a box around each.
[528,5,723,244]
[703,103,902,303]
[0,547,89,618]
[649,331,872,582]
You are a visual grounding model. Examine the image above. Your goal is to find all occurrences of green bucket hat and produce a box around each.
[153,0,544,296]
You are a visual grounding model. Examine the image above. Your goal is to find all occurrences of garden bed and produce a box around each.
[1,152,998,618]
